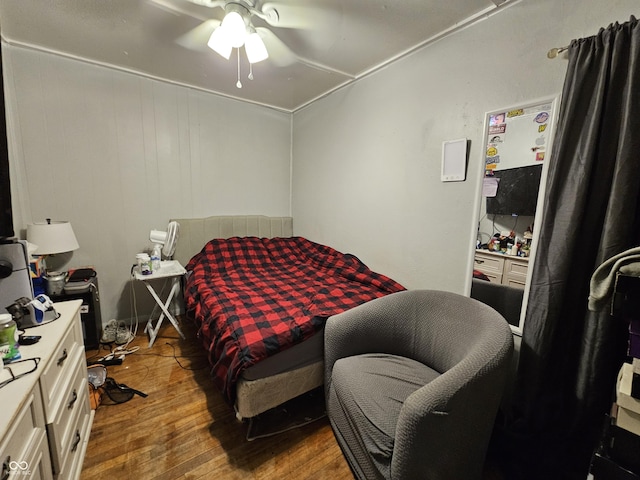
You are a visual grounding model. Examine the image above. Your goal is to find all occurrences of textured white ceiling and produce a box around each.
[0,0,508,111]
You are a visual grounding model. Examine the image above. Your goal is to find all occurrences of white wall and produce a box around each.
[292,0,638,294]
[4,46,292,324]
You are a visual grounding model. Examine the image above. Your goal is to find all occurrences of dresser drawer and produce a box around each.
[39,316,83,419]
[46,347,88,474]
[482,271,503,284]
[16,428,51,480]
[504,258,528,289]
[505,258,528,278]
[504,276,526,289]
[474,253,504,274]
[0,384,50,480]
[55,398,91,480]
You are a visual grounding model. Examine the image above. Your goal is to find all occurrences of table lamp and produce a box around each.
[26,219,79,274]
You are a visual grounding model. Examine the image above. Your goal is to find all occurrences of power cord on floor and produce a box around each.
[96,345,140,362]
[86,345,141,366]
[85,343,118,363]
[134,342,209,371]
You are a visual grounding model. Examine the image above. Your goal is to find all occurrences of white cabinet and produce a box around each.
[474,250,529,289]
[0,300,93,480]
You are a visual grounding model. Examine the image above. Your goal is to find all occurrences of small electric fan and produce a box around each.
[149,221,180,259]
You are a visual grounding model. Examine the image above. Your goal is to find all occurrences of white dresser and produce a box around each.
[474,249,530,289]
[0,300,93,480]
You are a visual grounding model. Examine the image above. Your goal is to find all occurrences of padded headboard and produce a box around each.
[170,215,293,266]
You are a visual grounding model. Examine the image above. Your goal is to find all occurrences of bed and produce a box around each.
[172,215,405,419]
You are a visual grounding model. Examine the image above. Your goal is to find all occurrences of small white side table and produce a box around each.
[133,259,187,347]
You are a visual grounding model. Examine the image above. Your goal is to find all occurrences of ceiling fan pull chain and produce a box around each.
[248,62,254,80]
[236,49,242,88]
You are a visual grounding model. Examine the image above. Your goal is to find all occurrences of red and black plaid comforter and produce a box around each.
[185,236,405,403]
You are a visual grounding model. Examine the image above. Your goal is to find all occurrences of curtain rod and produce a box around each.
[547,45,569,59]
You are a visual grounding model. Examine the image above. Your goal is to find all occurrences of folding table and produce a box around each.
[133,259,186,347]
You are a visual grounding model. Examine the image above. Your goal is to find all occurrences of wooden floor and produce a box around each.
[82,319,352,480]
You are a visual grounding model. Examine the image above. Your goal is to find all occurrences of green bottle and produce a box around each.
[0,313,21,363]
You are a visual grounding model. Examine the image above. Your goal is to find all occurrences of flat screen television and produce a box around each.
[486,164,542,217]
[0,51,13,239]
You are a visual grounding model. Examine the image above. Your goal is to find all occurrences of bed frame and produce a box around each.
[172,215,324,419]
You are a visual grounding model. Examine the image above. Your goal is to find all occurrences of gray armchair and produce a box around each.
[324,289,514,480]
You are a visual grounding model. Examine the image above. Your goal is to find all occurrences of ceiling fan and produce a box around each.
[190,1,277,61]
[150,0,347,87]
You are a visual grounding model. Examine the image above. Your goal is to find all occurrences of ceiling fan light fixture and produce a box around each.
[221,10,247,48]
[245,30,268,63]
[207,26,233,59]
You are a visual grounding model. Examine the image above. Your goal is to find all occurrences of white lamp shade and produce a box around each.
[245,31,268,63]
[207,27,233,59]
[27,221,80,255]
[221,11,247,48]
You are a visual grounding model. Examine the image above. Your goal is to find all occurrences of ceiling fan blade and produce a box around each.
[259,2,342,30]
[256,27,297,67]
[183,0,226,9]
[175,19,220,51]
[147,0,211,22]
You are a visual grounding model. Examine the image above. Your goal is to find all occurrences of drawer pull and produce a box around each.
[68,388,78,409]
[475,259,485,264]
[57,348,68,366]
[71,430,81,452]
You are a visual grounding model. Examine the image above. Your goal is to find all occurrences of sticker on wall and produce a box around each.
[486,146,498,157]
[507,109,524,118]
[534,111,549,123]
[489,135,504,143]
[536,152,545,161]
[490,113,506,126]
[489,124,506,135]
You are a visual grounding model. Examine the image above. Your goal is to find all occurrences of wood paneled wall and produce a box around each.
[3,45,292,323]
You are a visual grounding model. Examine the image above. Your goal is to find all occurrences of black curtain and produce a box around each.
[497,16,640,479]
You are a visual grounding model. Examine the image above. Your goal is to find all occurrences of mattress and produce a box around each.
[240,327,324,381]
